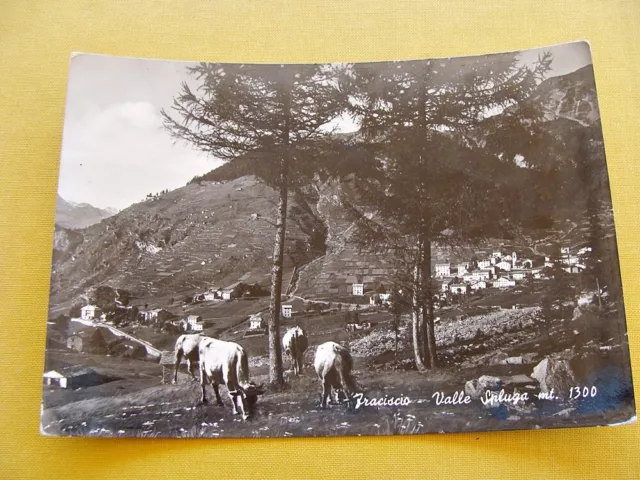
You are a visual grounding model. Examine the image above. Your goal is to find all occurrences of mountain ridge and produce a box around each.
[55,195,118,230]
[48,65,607,313]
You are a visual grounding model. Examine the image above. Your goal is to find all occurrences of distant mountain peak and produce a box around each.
[55,194,117,230]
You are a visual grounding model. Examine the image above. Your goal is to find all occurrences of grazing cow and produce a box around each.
[314,341,357,409]
[172,333,204,384]
[198,337,264,420]
[282,326,308,376]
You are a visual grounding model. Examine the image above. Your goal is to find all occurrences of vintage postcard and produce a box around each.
[41,42,636,438]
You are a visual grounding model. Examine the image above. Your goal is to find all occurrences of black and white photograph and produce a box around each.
[41,42,635,438]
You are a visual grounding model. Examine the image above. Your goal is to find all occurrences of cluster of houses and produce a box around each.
[337,244,591,304]
[434,246,589,296]
[192,285,235,303]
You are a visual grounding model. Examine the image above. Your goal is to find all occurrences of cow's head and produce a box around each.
[242,382,265,407]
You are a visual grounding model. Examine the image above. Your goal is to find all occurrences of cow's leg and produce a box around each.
[320,377,331,409]
[297,355,304,376]
[199,369,208,405]
[237,391,249,420]
[227,387,240,415]
[338,372,354,410]
[172,348,183,385]
[331,386,342,405]
[212,384,224,406]
[187,357,197,381]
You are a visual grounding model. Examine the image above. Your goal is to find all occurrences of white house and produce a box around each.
[496,261,512,272]
[141,308,163,323]
[560,247,571,255]
[477,259,491,269]
[80,305,101,320]
[282,304,293,318]
[493,277,516,289]
[449,283,469,295]
[564,264,586,274]
[577,246,592,256]
[563,255,580,265]
[191,323,204,332]
[491,250,502,258]
[370,293,391,305]
[186,315,202,330]
[435,263,452,277]
[43,366,101,389]
[249,313,265,330]
[221,282,241,300]
[472,270,491,281]
[457,262,470,275]
[441,282,450,293]
[352,283,364,296]
[511,270,531,281]
[462,272,474,283]
[470,281,487,291]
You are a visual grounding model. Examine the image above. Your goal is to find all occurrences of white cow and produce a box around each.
[172,333,203,384]
[282,326,308,376]
[314,341,356,409]
[198,337,264,420]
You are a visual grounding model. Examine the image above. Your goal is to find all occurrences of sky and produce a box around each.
[57,41,592,211]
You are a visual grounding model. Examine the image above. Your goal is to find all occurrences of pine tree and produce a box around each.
[163,63,347,386]
[341,53,552,370]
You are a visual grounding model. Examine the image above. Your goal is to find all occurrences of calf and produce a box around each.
[198,337,264,420]
[282,326,308,376]
[314,341,357,409]
[172,334,203,384]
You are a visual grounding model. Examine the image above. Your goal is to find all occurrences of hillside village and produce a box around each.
[45,228,600,387]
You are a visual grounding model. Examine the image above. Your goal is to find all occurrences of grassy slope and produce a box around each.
[41,290,634,438]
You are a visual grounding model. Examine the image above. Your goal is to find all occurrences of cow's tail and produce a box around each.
[237,347,251,390]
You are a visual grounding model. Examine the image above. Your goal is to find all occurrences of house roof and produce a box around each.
[43,365,98,379]
[223,282,241,291]
[81,304,100,310]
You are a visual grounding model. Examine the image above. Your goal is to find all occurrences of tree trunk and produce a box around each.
[267,91,292,388]
[421,238,438,368]
[268,165,287,387]
[412,239,427,371]
[394,316,399,367]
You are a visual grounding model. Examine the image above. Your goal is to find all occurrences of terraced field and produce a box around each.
[49,176,322,314]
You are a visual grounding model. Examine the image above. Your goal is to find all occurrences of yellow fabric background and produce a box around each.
[1,1,639,478]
